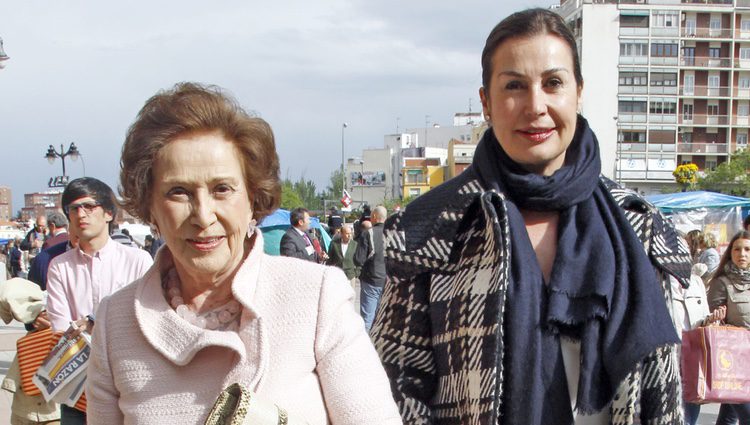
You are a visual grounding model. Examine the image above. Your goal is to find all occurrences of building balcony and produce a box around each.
[648,143,677,152]
[619,85,649,95]
[650,57,679,66]
[679,114,729,125]
[619,143,648,152]
[620,27,649,37]
[619,56,649,66]
[678,85,731,97]
[618,112,648,123]
[680,0,733,5]
[681,27,733,39]
[733,116,750,125]
[649,114,678,124]
[680,56,732,68]
[649,85,678,95]
[735,59,750,69]
[677,143,729,154]
[735,30,750,39]
[734,88,750,98]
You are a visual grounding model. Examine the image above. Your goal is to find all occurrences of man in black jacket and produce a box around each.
[280,208,317,262]
[354,205,387,332]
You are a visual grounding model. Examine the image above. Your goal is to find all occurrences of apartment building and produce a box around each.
[558,0,750,194]
[0,186,12,221]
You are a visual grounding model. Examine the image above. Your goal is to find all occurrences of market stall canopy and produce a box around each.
[647,191,750,213]
[647,191,750,250]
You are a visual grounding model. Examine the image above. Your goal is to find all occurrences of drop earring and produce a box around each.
[247,219,258,238]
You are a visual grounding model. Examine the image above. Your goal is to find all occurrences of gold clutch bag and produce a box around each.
[205,383,305,425]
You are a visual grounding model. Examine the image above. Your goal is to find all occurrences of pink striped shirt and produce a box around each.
[46,237,153,332]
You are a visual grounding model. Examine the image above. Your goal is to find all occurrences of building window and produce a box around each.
[682,132,693,144]
[620,42,648,57]
[739,103,750,117]
[650,72,677,86]
[739,77,750,89]
[683,103,694,120]
[709,48,721,58]
[622,130,647,142]
[741,48,750,61]
[738,133,748,146]
[619,72,648,86]
[651,43,678,57]
[652,11,678,28]
[649,100,677,114]
[406,170,424,184]
[619,100,648,113]
[408,188,421,197]
[621,14,648,28]
[742,20,750,32]
[707,104,719,116]
[706,158,717,170]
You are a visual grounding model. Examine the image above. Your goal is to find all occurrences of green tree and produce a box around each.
[324,169,345,200]
[698,148,750,196]
[293,177,320,210]
[280,180,304,210]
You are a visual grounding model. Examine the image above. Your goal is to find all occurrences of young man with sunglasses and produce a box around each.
[46,177,152,425]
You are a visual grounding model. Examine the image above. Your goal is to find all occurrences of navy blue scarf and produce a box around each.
[472,117,679,423]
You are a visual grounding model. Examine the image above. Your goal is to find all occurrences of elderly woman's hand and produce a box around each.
[64,316,94,339]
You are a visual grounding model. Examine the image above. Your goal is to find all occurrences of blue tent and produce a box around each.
[646,191,750,247]
[258,209,331,256]
[647,191,750,213]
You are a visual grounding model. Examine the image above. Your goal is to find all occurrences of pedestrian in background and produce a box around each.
[280,207,317,262]
[327,223,359,285]
[354,205,386,332]
[707,230,750,425]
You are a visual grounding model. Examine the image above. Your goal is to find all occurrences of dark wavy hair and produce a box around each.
[481,8,583,91]
[119,82,281,224]
[713,230,750,280]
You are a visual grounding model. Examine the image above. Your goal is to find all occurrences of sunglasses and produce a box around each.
[65,202,102,216]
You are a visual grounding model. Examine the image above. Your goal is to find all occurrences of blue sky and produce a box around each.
[0,0,553,215]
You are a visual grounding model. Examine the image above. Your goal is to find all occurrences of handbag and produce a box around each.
[682,325,750,403]
[15,328,62,396]
[205,383,307,425]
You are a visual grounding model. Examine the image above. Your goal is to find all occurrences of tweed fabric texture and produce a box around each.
[371,168,690,425]
[86,231,401,425]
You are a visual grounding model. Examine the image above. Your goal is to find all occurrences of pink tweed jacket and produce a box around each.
[86,231,401,425]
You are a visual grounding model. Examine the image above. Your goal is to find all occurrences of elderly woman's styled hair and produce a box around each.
[119,82,281,223]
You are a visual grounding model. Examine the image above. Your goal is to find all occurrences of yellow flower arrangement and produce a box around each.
[673,163,699,185]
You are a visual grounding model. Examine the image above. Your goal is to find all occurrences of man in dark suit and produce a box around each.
[280,207,317,262]
[327,224,359,281]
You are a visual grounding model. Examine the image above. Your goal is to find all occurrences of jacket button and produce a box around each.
[698,300,702,304]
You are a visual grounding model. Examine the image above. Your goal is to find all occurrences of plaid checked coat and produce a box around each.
[371,169,692,425]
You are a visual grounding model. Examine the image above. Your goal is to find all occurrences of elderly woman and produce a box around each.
[86,83,401,424]
[371,8,691,425]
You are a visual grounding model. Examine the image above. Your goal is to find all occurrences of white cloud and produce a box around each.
[0,0,554,213]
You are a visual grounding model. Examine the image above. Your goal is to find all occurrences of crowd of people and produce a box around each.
[1,7,750,425]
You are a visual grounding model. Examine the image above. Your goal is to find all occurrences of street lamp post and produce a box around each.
[0,36,10,69]
[45,143,80,187]
[341,123,348,198]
